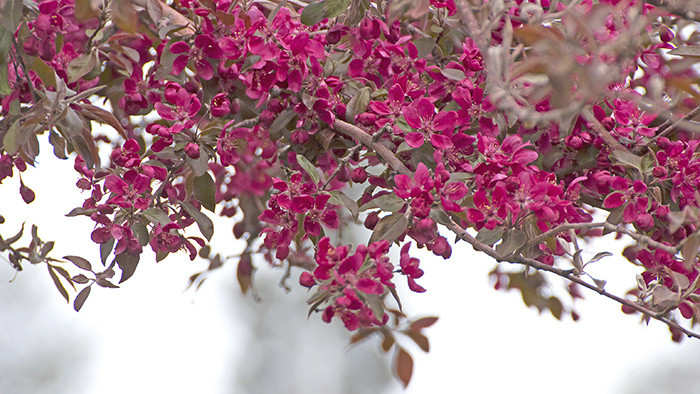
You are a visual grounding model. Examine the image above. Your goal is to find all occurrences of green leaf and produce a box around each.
[115,252,140,283]
[611,150,641,170]
[131,222,150,246]
[140,208,171,226]
[300,1,326,26]
[2,120,21,155]
[345,86,371,122]
[324,0,350,18]
[186,151,209,177]
[441,68,466,81]
[413,37,436,58]
[369,213,408,244]
[268,110,295,140]
[67,50,98,83]
[476,227,505,246]
[495,229,527,256]
[0,61,11,95]
[181,201,214,241]
[194,172,217,212]
[328,190,359,221]
[360,193,406,212]
[0,0,22,32]
[100,237,115,264]
[296,153,321,185]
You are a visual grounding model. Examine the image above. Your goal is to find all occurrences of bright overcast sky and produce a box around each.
[2,140,699,394]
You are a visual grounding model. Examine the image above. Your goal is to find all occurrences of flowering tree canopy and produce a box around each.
[1,0,699,386]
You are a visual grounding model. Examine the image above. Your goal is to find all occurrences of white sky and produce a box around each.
[2,140,699,393]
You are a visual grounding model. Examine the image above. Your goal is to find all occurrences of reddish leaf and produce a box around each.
[394,347,414,387]
[350,328,374,344]
[64,255,93,271]
[74,286,91,311]
[381,331,395,352]
[405,330,430,352]
[96,277,119,288]
[47,265,69,302]
[409,316,438,330]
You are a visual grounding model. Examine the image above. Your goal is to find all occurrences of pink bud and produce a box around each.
[184,143,200,159]
[299,271,316,288]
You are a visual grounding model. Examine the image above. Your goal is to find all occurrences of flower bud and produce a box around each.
[184,143,200,159]
[351,167,368,183]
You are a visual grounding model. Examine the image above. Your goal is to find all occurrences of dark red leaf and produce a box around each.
[74,286,91,311]
[64,255,93,271]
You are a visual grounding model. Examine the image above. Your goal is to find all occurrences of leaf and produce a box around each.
[324,0,351,18]
[115,252,140,283]
[140,208,171,226]
[95,277,119,288]
[300,1,326,26]
[405,330,430,352]
[328,190,359,221]
[394,347,414,387]
[181,201,214,241]
[364,293,385,321]
[29,56,57,88]
[194,173,216,212]
[186,151,209,177]
[2,119,21,155]
[652,285,677,310]
[72,274,90,284]
[476,227,504,246]
[668,46,700,58]
[381,331,395,352]
[592,278,607,290]
[495,229,527,256]
[52,264,75,290]
[268,110,295,140]
[49,130,68,159]
[110,0,138,33]
[587,251,613,265]
[47,265,69,302]
[548,296,563,320]
[682,234,700,271]
[0,60,11,95]
[345,86,371,122]
[131,222,149,246]
[100,237,115,265]
[78,103,128,139]
[611,150,641,171]
[296,153,321,185]
[67,50,97,83]
[413,37,436,58]
[369,213,408,244]
[409,316,438,330]
[0,0,22,32]
[350,329,374,344]
[74,286,91,311]
[359,193,406,212]
[441,68,466,81]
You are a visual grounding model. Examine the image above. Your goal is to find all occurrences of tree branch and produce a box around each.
[332,119,411,176]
